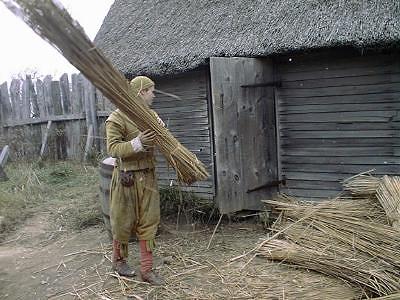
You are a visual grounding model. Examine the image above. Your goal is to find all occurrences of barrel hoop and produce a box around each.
[99,185,110,194]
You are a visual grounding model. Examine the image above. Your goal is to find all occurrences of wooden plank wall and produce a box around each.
[152,70,214,199]
[275,51,400,199]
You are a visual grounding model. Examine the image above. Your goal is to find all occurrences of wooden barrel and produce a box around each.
[99,157,136,242]
[99,157,115,240]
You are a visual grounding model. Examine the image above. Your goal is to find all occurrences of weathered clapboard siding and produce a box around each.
[152,69,214,199]
[276,51,400,200]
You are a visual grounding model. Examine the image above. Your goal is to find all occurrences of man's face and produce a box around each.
[140,86,155,107]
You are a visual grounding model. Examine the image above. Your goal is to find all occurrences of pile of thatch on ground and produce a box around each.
[2,0,208,185]
[257,173,400,298]
[342,172,400,229]
[376,176,400,229]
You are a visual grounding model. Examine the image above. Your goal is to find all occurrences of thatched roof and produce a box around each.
[94,0,400,76]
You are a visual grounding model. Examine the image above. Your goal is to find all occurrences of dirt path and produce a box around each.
[0,212,361,300]
[0,212,111,299]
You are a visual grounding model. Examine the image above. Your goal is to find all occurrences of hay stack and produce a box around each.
[2,0,209,184]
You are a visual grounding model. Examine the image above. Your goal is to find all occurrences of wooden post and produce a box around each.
[83,124,94,162]
[43,75,53,116]
[71,74,84,159]
[30,79,39,118]
[0,145,10,168]
[0,82,12,123]
[39,121,52,159]
[22,75,36,158]
[60,73,72,158]
[51,80,67,160]
[84,77,99,154]
[9,79,21,120]
[89,83,99,151]
[60,73,71,114]
[21,75,32,119]
[0,145,9,181]
[9,79,23,158]
[30,78,41,159]
[36,79,46,118]
[0,82,12,144]
[83,77,92,130]
[43,76,58,159]
[36,79,48,160]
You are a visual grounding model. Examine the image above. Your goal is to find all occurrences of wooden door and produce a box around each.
[210,57,278,213]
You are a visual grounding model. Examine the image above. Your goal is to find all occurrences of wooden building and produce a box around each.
[94,0,400,213]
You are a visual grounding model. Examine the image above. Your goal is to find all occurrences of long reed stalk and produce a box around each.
[2,0,209,184]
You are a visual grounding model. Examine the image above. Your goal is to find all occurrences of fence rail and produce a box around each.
[0,73,114,161]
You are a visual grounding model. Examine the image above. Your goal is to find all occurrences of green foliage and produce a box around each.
[159,186,216,224]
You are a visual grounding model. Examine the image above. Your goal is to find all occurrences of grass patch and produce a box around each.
[0,191,33,239]
[53,195,103,231]
[0,160,103,241]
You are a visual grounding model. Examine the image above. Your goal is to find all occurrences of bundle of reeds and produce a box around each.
[342,172,381,195]
[2,0,209,184]
[270,193,387,223]
[258,196,400,296]
[265,199,400,267]
[258,239,400,296]
[376,176,400,229]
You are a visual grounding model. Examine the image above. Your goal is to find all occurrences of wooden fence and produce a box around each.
[0,73,115,161]
[0,72,215,198]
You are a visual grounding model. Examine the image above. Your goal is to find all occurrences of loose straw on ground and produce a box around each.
[206,214,223,249]
[2,0,209,185]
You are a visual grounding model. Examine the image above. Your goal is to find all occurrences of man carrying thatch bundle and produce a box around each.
[106,76,165,285]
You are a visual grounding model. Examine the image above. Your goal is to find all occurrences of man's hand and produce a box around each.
[138,129,156,149]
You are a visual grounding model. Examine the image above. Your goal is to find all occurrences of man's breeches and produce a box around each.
[109,168,160,245]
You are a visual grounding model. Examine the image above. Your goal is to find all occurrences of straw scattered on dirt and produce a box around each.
[0,221,363,300]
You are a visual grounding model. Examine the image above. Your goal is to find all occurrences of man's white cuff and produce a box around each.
[157,116,165,127]
[131,136,144,152]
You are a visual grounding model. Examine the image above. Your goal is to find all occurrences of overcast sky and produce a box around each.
[0,0,114,83]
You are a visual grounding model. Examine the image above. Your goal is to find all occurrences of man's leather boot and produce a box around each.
[139,240,164,285]
[112,239,135,277]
